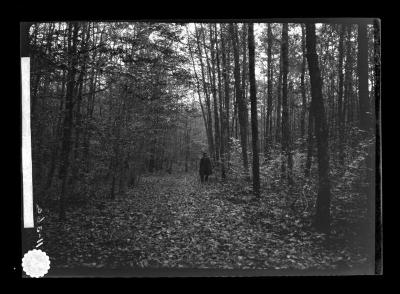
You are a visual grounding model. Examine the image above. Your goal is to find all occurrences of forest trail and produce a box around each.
[43,172,370,271]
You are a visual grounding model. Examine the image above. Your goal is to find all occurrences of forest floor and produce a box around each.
[42,172,373,274]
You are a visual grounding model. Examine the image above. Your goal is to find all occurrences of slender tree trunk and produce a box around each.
[59,22,79,221]
[337,24,345,166]
[248,23,260,196]
[70,23,90,187]
[304,99,314,177]
[45,68,67,191]
[195,25,214,158]
[276,51,282,144]
[229,23,249,175]
[186,26,209,140]
[215,24,226,179]
[373,18,381,274]
[305,23,332,233]
[300,24,307,142]
[208,24,221,162]
[343,25,353,155]
[241,25,249,148]
[265,23,273,159]
[357,23,371,133]
[281,23,292,182]
[221,24,231,175]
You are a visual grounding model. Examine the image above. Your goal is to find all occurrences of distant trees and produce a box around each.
[28,21,378,228]
[29,22,199,220]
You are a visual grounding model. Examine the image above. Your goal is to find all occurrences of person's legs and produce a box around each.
[200,173,204,183]
[204,174,209,182]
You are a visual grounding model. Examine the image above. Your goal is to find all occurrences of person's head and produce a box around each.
[202,152,207,158]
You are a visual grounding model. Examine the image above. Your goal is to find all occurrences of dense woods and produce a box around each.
[25,20,379,273]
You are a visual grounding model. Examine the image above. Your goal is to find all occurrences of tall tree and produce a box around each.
[300,24,307,141]
[58,22,80,220]
[357,22,371,133]
[281,23,293,181]
[248,23,260,196]
[195,25,215,158]
[373,18,381,273]
[220,24,231,175]
[214,24,226,179]
[344,25,353,129]
[265,23,273,159]
[230,23,249,175]
[206,24,221,161]
[305,23,332,233]
[337,24,345,166]
[276,47,282,143]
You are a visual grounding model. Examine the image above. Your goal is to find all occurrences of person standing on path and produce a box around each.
[199,152,212,183]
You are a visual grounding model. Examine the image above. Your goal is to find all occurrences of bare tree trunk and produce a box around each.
[306,23,332,233]
[373,18,381,274]
[59,22,80,221]
[248,23,260,196]
[215,24,226,179]
[357,22,371,133]
[221,24,231,176]
[300,24,307,143]
[208,24,221,162]
[281,23,292,183]
[230,23,249,175]
[265,23,273,159]
[276,50,282,144]
[337,24,345,166]
[195,25,214,158]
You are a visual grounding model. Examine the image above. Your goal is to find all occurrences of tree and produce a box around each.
[276,43,282,144]
[337,24,345,166]
[59,22,79,220]
[305,23,332,233]
[195,25,215,158]
[214,24,226,179]
[300,24,307,141]
[265,23,273,159]
[230,23,249,175]
[281,23,293,182]
[357,22,371,133]
[248,23,260,196]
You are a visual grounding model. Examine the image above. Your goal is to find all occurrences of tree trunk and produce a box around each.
[373,18,381,274]
[215,24,226,180]
[59,22,79,221]
[305,23,332,233]
[337,24,345,166]
[229,23,249,175]
[195,25,214,158]
[300,24,307,142]
[208,24,221,162]
[276,50,282,144]
[281,23,292,182]
[304,99,314,178]
[248,23,260,196]
[220,24,231,176]
[357,23,371,133]
[265,23,273,159]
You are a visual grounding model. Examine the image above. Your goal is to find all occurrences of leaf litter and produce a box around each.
[42,173,370,271]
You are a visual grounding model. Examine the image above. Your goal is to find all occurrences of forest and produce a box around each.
[22,20,380,274]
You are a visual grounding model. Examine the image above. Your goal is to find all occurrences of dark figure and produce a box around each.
[199,152,212,183]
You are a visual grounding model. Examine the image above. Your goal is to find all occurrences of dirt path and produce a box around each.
[43,172,370,271]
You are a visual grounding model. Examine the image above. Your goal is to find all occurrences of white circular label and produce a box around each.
[22,249,50,278]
